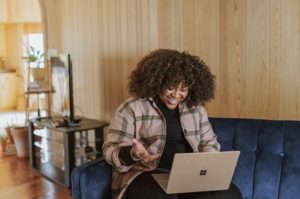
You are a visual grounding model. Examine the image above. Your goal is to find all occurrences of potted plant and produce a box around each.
[21,44,45,92]
[22,45,44,68]
[7,118,29,158]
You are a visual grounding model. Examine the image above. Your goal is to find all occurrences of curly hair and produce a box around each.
[128,49,215,107]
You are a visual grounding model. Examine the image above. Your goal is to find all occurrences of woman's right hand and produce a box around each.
[131,139,159,163]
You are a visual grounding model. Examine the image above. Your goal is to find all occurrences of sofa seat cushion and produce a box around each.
[210,118,300,199]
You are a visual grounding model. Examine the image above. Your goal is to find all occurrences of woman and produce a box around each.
[103,49,242,199]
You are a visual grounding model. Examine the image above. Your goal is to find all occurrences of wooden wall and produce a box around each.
[0,0,41,23]
[41,0,300,121]
[0,24,6,60]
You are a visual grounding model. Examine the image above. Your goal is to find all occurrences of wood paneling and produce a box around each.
[24,24,42,33]
[0,0,41,23]
[0,73,17,109]
[0,0,8,22]
[0,24,6,58]
[245,0,269,118]
[5,0,41,23]
[279,0,299,119]
[5,24,23,72]
[42,0,300,121]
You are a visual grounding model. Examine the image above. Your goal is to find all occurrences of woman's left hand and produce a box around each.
[131,139,160,163]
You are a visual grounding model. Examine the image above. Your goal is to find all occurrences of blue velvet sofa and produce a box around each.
[71,118,300,199]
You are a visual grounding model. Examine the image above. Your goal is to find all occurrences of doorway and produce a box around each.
[0,0,44,126]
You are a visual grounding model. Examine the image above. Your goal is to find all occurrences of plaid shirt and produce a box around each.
[103,97,220,199]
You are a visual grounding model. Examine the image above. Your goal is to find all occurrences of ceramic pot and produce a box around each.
[5,127,14,144]
[11,127,29,158]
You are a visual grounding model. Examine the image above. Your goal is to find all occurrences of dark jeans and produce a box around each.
[126,172,242,199]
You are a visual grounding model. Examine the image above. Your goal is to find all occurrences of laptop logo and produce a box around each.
[200,170,207,176]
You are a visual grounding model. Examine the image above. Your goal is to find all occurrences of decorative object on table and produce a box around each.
[21,45,44,68]
[21,44,46,92]
[21,44,50,119]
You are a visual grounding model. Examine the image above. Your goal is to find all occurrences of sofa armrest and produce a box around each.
[71,158,112,199]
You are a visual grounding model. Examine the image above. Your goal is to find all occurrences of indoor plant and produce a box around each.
[8,118,29,158]
[22,44,45,91]
[22,45,44,67]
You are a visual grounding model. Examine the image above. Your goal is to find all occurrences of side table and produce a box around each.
[28,117,109,187]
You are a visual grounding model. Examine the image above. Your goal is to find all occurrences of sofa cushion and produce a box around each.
[210,118,300,199]
[71,157,112,199]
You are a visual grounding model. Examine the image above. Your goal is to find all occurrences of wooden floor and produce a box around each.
[0,154,72,199]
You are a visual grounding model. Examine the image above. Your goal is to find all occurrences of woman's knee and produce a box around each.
[126,172,178,199]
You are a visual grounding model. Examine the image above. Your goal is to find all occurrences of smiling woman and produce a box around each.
[158,82,189,110]
[103,49,242,199]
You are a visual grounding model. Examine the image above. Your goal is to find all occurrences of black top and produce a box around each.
[155,97,193,169]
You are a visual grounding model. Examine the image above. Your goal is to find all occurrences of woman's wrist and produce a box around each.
[130,147,141,161]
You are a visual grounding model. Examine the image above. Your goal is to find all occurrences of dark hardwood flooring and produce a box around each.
[0,154,72,199]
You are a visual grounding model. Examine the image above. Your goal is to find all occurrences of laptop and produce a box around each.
[152,151,240,194]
